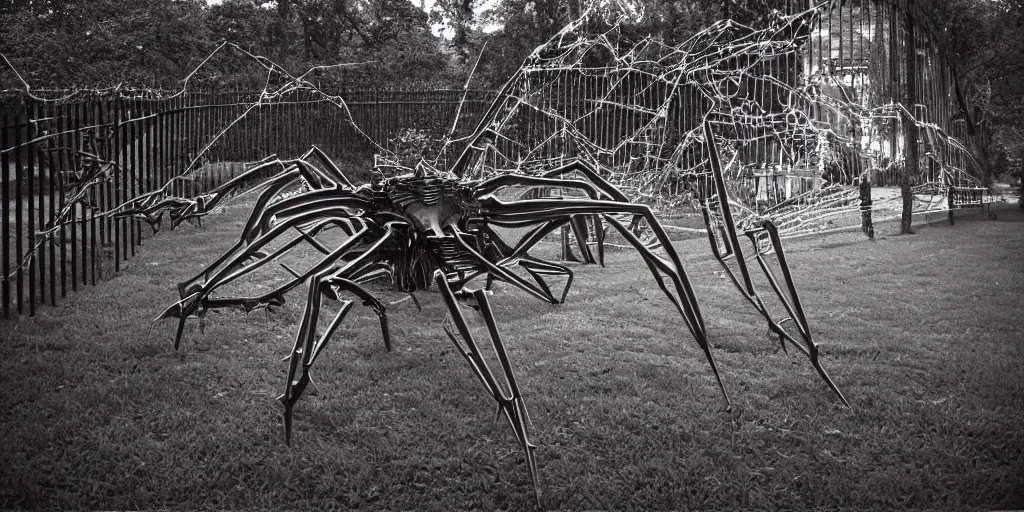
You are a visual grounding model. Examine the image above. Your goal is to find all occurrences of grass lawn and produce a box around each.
[1,201,1022,510]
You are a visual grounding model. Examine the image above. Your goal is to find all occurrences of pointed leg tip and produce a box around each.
[283,416,293,446]
[839,394,852,410]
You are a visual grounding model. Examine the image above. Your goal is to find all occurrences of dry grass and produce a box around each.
[1,201,1022,510]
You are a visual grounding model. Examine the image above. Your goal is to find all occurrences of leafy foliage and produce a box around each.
[0,0,210,88]
[919,0,1024,181]
[385,127,446,168]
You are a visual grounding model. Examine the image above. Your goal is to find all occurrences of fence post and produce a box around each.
[860,177,874,239]
[901,0,918,235]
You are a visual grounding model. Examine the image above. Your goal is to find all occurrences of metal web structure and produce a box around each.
[432,0,985,238]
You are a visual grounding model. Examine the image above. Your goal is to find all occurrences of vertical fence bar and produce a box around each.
[180,92,187,195]
[112,95,122,273]
[142,94,151,229]
[155,98,163,197]
[167,94,176,197]
[200,89,208,191]
[14,104,25,314]
[238,89,245,162]
[44,101,57,306]
[236,89,243,171]
[161,96,169,196]
[98,97,109,284]
[188,90,195,190]
[193,90,201,191]
[173,93,181,196]
[180,91,186,194]
[129,95,138,253]
[244,90,253,163]
[72,100,81,290]
[269,93,277,156]
[288,89,296,157]
[136,95,147,239]
[257,98,264,158]
[33,100,47,309]
[171,92,179,193]
[121,94,130,259]
[222,89,230,181]
[1,112,9,318]
[186,90,194,194]
[210,89,218,187]
[88,98,98,286]
[227,88,235,166]
[85,99,96,286]
[27,100,38,315]
[56,101,67,299]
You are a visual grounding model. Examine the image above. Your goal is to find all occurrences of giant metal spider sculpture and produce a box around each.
[133,119,848,502]
[101,6,858,504]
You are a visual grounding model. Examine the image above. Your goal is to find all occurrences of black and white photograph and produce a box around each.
[2,0,1022,508]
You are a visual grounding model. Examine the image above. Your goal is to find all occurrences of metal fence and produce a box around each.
[0,87,495,319]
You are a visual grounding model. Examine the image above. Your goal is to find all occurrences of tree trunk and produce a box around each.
[901,2,917,235]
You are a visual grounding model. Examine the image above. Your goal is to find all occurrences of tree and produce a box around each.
[207,0,278,55]
[1,0,211,89]
[429,0,487,61]
[919,0,1024,187]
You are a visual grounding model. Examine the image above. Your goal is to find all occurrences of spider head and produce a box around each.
[384,166,476,236]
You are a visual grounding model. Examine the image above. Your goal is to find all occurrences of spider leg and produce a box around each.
[537,160,643,235]
[159,220,367,314]
[454,219,575,303]
[175,199,371,300]
[478,197,729,406]
[173,164,368,296]
[474,174,604,200]
[280,227,398,444]
[306,145,356,188]
[538,160,632,202]
[702,121,849,407]
[173,167,307,290]
[325,276,392,352]
[518,256,574,304]
[434,271,540,505]
[280,270,329,445]
[566,214,597,264]
[114,158,290,233]
[161,220,381,349]
[747,222,849,407]
[444,228,563,304]
[474,171,610,265]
